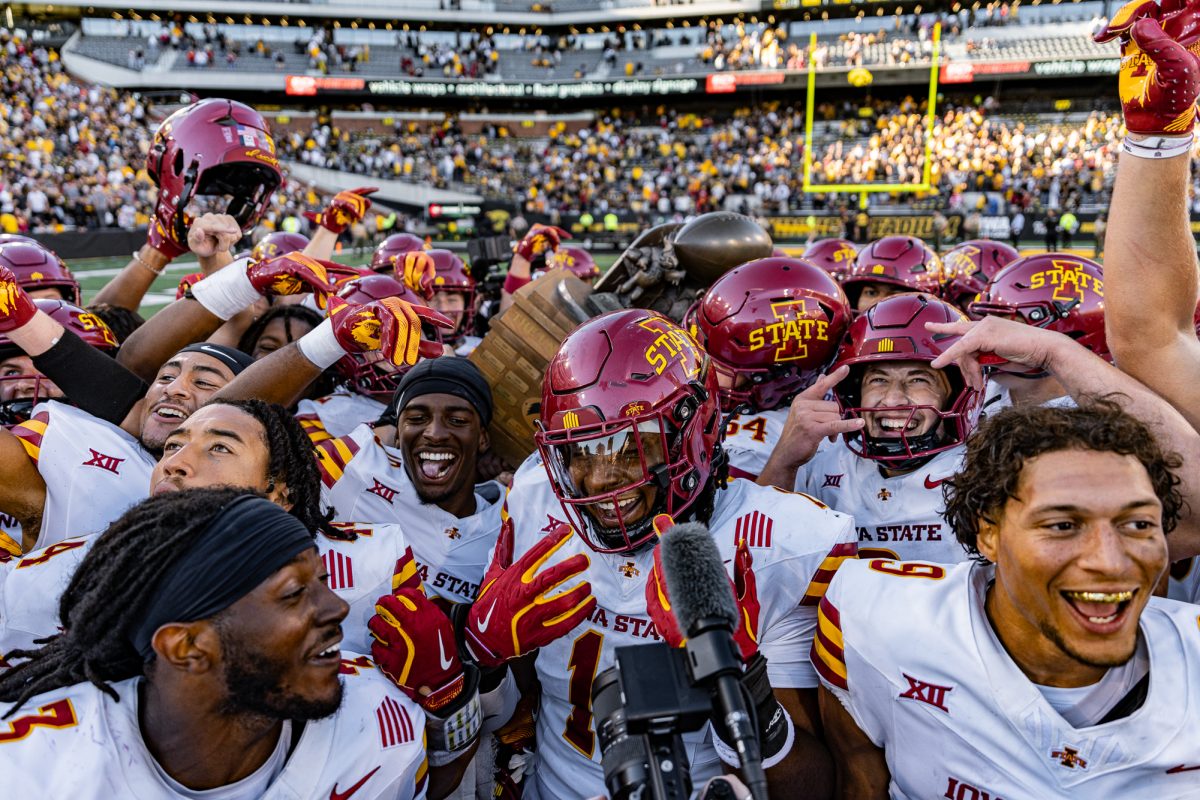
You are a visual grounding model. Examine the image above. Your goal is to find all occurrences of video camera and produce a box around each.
[467,235,512,337]
[591,643,715,800]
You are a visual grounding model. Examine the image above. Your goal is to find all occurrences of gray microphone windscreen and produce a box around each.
[660,521,737,633]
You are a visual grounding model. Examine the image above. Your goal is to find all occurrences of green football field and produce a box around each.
[71,250,622,318]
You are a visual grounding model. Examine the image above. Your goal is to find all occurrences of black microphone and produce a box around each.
[659,522,769,800]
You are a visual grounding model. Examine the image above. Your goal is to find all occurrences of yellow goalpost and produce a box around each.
[802,22,943,200]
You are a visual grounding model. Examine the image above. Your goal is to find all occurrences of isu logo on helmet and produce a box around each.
[748,298,832,363]
[639,316,701,378]
[1030,259,1104,303]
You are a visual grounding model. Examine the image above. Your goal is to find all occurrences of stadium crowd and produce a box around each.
[4,3,1200,799]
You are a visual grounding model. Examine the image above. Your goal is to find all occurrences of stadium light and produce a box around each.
[802,23,942,198]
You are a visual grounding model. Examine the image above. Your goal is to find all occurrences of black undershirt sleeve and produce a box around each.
[31,330,148,425]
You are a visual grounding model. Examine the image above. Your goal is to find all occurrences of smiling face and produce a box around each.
[212,548,349,720]
[561,424,665,532]
[397,392,487,515]
[859,361,952,440]
[979,449,1169,686]
[431,290,467,335]
[149,404,286,508]
[139,353,236,454]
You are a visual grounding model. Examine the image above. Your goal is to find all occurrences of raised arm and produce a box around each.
[1096,0,1200,429]
[499,225,570,312]
[215,296,451,406]
[930,315,1200,560]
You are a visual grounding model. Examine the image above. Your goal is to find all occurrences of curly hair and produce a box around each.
[0,488,253,716]
[944,397,1185,561]
[85,303,146,344]
[205,398,347,541]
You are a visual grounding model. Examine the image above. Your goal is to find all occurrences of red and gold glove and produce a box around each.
[0,266,39,333]
[147,212,189,259]
[371,589,465,712]
[246,252,345,308]
[305,186,378,234]
[326,295,451,367]
[514,223,571,262]
[464,522,596,668]
[644,515,761,661]
[398,251,437,301]
[1095,0,1200,135]
[175,271,205,300]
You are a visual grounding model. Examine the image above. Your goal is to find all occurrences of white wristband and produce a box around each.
[1122,132,1195,160]
[296,318,347,369]
[189,256,260,320]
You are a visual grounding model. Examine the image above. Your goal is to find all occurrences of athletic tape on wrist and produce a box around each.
[296,318,347,369]
[710,653,795,769]
[1122,133,1195,160]
[426,664,483,767]
[188,256,259,320]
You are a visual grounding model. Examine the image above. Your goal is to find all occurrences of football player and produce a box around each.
[0,239,81,303]
[459,309,857,799]
[372,232,427,273]
[1099,0,1200,565]
[939,238,1020,312]
[815,401,1200,798]
[802,238,858,284]
[425,249,479,356]
[499,224,571,312]
[0,489,472,798]
[969,254,1106,412]
[538,245,601,285]
[841,236,942,313]
[758,293,979,564]
[692,256,850,480]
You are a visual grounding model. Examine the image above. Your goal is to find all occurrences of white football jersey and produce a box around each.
[295,388,387,441]
[723,408,788,481]
[0,658,428,799]
[815,559,1200,800]
[314,424,503,605]
[1168,558,1200,605]
[501,454,857,800]
[0,527,411,658]
[0,512,21,561]
[797,440,968,564]
[12,400,156,550]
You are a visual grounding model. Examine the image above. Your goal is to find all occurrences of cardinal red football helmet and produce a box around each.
[332,274,440,400]
[0,241,81,305]
[427,249,476,341]
[968,254,1108,359]
[940,239,1020,312]
[370,233,426,272]
[545,246,600,283]
[803,238,859,283]
[535,309,724,554]
[843,236,943,310]
[0,300,118,426]
[833,293,980,468]
[251,231,310,261]
[695,256,850,413]
[147,98,281,249]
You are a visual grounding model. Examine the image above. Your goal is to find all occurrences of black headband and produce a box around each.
[178,342,256,376]
[391,356,494,426]
[131,495,316,658]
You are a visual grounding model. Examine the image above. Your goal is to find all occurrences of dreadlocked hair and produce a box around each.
[205,398,345,541]
[0,488,251,717]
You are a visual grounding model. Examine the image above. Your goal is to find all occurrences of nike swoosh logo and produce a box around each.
[1167,764,1200,774]
[924,475,945,490]
[438,633,454,670]
[476,599,498,633]
[330,765,381,800]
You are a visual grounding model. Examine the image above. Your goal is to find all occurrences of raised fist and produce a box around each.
[514,223,571,262]
[398,251,437,301]
[306,186,378,234]
[186,213,242,258]
[1095,0,1200,135]
[326,295,451,366]
[0,266,37,333]
[464,522,596,668]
